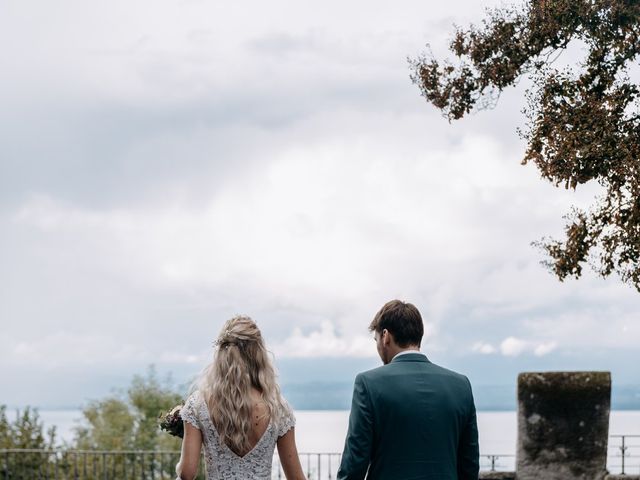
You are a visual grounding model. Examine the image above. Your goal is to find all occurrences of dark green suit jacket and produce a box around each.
[337,353,479,480]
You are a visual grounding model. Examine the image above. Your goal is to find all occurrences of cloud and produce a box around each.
[499,337,528,357]
[499,337,557,357]
[272,321,377,358]
[470,338,558,357]
[533,342,558,357]
[6,125,637,361]
[521,310,640,350]
[2,0,640,408]
[0,331,210,371]
[472,342,497,355]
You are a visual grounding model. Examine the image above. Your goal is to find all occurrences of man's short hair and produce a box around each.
[369,300,424,348]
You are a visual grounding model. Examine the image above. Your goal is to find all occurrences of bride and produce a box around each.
[176,315,306,480]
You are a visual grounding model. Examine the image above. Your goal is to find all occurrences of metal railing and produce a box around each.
[1,449,517,479]
[273,453,342,480]
[2,440,639,479]
[481,454,515,472]
[608,434,640,475]
[0,449,204,480]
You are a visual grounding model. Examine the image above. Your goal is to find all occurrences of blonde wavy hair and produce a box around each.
[194,315,288,455]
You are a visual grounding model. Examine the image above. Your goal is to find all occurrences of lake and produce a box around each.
[31,409,640,474]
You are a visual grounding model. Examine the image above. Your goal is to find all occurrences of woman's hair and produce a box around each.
[193,315,288,455]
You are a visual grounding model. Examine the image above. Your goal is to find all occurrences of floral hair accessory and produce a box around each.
[213,328,233,348]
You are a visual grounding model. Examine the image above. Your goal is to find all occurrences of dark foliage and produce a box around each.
[159,405,184,439]
[0,405,57,477]
[411,0,640,290]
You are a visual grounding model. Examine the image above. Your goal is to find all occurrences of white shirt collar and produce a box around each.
[392,350,425,360]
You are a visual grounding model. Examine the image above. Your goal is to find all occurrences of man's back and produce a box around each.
[338,353,479,480]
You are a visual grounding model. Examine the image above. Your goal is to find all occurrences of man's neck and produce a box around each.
[391,347,421,361]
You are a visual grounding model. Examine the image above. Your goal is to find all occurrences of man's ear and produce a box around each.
[382,329,390,345]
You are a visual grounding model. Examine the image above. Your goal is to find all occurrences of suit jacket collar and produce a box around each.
[390,352,430,364]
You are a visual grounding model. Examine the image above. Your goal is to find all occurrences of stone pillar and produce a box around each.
[517,371,611,480]
[480,473,516,479]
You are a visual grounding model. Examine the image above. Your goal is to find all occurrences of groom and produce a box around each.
[337,300,479,480]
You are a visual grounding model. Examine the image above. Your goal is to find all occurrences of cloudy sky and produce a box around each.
[1,0,639,408]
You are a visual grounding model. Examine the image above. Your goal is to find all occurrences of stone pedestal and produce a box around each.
[479,472,516,479]
[516,371,611,480]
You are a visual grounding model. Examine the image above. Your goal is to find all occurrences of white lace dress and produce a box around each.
[181,391,296,480]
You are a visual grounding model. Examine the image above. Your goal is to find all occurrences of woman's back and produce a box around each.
[181,389,296,480]
[243,389,271,456]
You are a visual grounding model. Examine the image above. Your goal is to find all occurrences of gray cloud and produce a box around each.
[1,0,639,409]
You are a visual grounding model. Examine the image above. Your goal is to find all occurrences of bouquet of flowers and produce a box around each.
[159,404,184,438]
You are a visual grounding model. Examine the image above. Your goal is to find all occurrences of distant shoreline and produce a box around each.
[7,383,639,412]
[7,383,640,412]
[14,410,640,463]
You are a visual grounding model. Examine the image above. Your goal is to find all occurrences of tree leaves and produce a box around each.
[73,365,183,452]
[411,0,640,291]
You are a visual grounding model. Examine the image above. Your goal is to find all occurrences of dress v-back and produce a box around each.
[181,391,296,480]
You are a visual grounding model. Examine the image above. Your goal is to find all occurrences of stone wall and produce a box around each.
[478,472,638,479]
[479,472,516,479]
[516,371,611,480]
